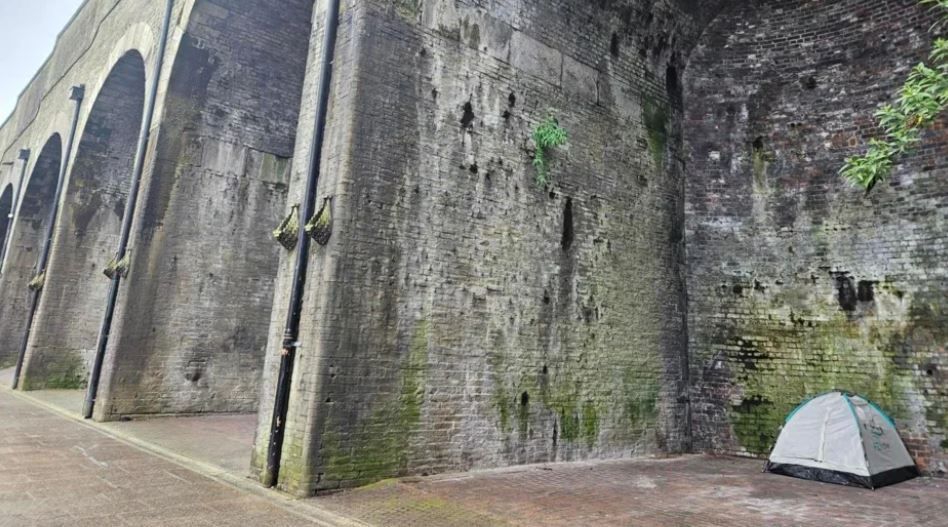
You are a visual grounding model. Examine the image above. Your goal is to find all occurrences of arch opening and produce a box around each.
[19,51,146,391]
[0,135,62,368]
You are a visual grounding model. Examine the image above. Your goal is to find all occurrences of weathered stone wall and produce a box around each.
[0,0,167,377]
[685,0,948,475]
[0,137,61,368]
[256,0,719,495]
[20,51,146,390]
[94,0,313,418]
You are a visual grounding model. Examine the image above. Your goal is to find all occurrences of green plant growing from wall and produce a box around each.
[840,0,948,192]
[532,114,568,186]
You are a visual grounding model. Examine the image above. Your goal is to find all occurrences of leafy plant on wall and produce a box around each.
[532,114,568,187]
[840,0,948,192]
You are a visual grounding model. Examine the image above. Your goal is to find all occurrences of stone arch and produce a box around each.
[0,134,62,367]
[19,51,147,390]
[94,0,315,419]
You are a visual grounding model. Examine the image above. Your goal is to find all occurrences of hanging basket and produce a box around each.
[28,272,46,292]
[103,252,131,280]
[305,197,333,246]
[273,204,300,251]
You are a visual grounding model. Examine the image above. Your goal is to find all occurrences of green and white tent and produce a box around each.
[765,391,918,489]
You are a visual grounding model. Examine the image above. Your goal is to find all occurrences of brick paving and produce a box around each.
[0,390,353,527]
[317,456,948,527]
[3,385,947,526]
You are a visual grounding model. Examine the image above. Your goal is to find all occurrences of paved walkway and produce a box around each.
[0,389,357,527]
[2,385,947,526]
[317,456,948,527]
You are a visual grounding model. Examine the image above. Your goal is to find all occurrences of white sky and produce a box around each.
[0,0,86,122]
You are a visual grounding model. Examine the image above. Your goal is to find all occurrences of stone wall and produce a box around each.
[20,51,145,390]
[94,0,314,418]
[255,0,718,495]
[684,0,948,475]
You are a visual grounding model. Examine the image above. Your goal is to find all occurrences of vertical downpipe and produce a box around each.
[264,0,342,489]
[0,148,30,272]
[11,86,85,390]
[82,0,175,419]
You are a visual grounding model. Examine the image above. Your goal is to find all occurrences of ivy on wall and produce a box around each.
[840,0,948,192]
[532,114,568,187]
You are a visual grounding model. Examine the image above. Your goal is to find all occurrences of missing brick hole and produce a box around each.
[835,275,857,312]
[508,92,517,107]
[460,101,476,129]
[666,64,681,106]
[542,365,548,375]
[857,281,875,303]
[561,198,574,251]
[753,136,765,152]
[610,32,621,58]
[521,392,530,406]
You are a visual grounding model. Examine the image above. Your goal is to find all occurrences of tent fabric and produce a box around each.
[765,391,918,489]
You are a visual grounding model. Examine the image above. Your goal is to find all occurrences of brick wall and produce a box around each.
[94,0,314,418]
[684,0,948,475]
[257,0,716,495]
[0,137,61,368]
[21,52,146,390]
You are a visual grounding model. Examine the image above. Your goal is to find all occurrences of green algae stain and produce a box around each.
[394,0,421,19]
[21,354,87,391]
[320,318,431,486]
[622,362,661,429]
[643,98,668,169]
[581,401,600,447]
[721,286,941,456]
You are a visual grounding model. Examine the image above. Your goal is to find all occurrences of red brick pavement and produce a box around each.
[3,385,945,527]
[317,456,948,526]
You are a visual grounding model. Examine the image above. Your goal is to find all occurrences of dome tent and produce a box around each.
[765,391,918,489]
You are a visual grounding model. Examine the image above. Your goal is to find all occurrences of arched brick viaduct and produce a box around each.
[0,0,945,495]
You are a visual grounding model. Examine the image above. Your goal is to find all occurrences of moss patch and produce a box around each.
[643,98,668,169]
[320,318,430,485]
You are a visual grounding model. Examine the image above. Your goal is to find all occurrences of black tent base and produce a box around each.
[766,462,919,489]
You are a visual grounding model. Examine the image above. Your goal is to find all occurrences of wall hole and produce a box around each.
[460,101,476,128]
[561,198,574,251]
[835,275,857,312]
[857,281,875,303]
[520,392,529,406]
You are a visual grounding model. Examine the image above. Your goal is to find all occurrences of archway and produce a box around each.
[87,0,314,481]
[19,51,146,392]
[0,135,61,368]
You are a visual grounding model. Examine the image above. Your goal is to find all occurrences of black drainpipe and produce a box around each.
[0,148,30,271]
[12,86,85,390]
[82,0,175,419]
[264,0,342,489]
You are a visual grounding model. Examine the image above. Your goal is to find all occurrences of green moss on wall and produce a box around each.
[319,318,430,486]
[643,98,668,170]
[721,286,941,456]
[21,354,87,391]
